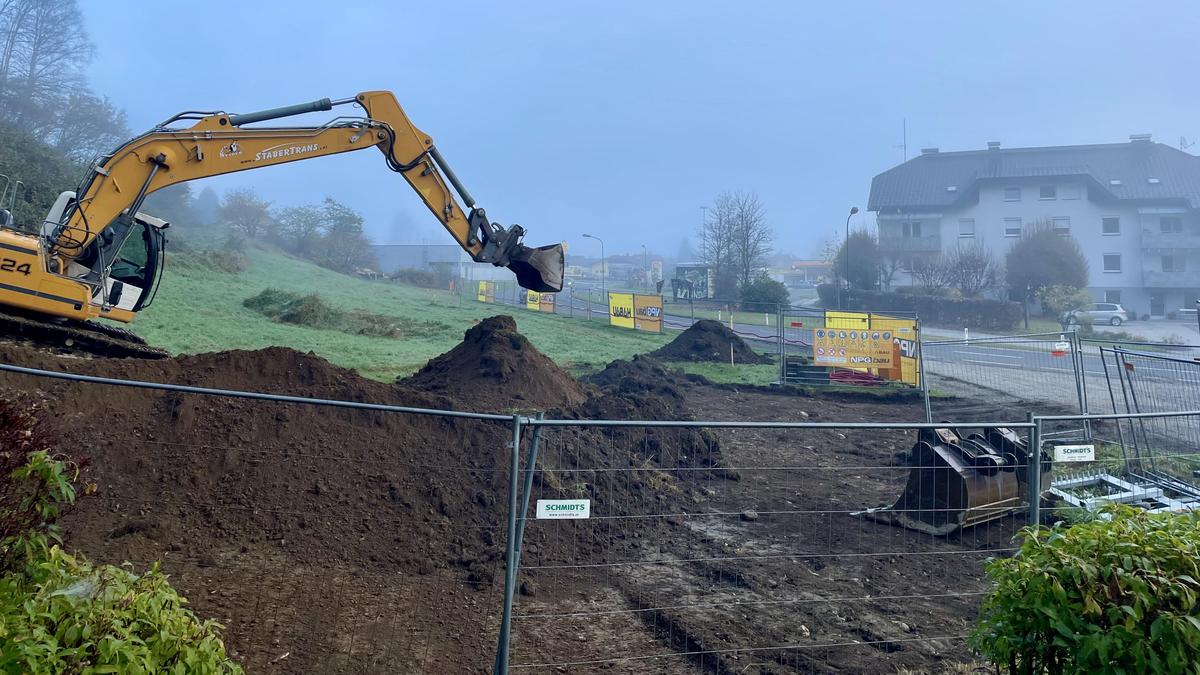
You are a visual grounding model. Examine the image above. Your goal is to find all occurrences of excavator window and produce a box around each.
[109,217,165,311]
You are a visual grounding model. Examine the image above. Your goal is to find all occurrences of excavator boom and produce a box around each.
[0,89,562,332]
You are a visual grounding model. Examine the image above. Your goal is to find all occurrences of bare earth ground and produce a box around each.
[1,336,1012,674]
[508,385,1013,674]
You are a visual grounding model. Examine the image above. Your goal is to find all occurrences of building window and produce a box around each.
[902,221,922,238]
[1061,184,1081,200]
[958,219,975,238]
[1105,290,1122,304]
[1101,216,1120,235]
[1163,255,1186,272]
[1161,216,1183,233]
[1003,186,1021,201]
[1004,218,1022,238]
[1040,185,1057,200]
[1053,216,1071,235]
[1103,254,1122,273]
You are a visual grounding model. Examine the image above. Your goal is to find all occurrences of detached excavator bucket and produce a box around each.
[860,427,1036,536]
[507,242,565,293]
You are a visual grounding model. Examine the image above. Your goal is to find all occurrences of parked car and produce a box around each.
[1063,303,1130,326]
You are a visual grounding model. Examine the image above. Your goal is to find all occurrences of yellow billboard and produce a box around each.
[477,280,489,302]
[525,291,556,313]
[633,294,663,333]
[608,292,635,329]
[817,311,919,386]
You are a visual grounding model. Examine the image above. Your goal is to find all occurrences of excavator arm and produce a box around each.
[49,90,563,297]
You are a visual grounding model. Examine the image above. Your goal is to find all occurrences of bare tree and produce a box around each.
[946,243,998,297]
[46,92,129,162]
[700,190,773,298]
[698,193,737,298]
[727,191,773,287]
[0,0,93,132]
[218,188,272,240]
[910,254,954,291]
[879,256,905,291]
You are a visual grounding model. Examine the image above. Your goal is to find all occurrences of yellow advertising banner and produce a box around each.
[813,326,894,367]
[608,292,635,329]
[526,291,541,311]
[539,293,556,313]
[477,281,488,302]
[633,294,663,333]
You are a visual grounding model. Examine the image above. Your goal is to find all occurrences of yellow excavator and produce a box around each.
[0,90,563,356]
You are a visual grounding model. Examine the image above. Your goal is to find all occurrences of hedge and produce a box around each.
[971,506,1200,674]
[817,284,1022,330]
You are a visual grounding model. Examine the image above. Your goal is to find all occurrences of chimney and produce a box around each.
[987,141,1001,150]
[920,147,939,155]
[1130,133,1152,143]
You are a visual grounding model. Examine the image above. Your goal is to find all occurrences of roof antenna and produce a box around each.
[893,118,908,161]
[1181,136,1195,151]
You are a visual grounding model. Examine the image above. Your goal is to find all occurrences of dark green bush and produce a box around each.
[739,275,790,311]
[817,284,1022,330]
[0,414,242,674]
[971,506,1200,674]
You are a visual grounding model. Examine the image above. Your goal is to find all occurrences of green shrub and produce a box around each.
[0,549,243,674]
[0,434,242,674]
[739,275,789,311]
[971,506,1200,674]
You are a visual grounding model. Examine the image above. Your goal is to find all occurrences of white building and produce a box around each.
[868,136,1200,318]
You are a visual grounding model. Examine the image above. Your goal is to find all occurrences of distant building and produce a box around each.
[370,244,510,281]
[869,136,1200,318]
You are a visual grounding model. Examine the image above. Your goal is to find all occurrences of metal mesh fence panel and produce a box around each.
[1039,411,1200,522]
[923,333,1087,437]
[0,363,515,674]
[504,419,1032,673]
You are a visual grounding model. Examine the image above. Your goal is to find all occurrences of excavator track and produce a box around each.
[0,309,168,359]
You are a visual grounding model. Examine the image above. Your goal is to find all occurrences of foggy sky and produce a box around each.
[81,1,1200,259]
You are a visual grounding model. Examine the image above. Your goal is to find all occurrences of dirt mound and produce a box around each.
[401,315,587,411]
[650,319,771,364]
[0,324,733,671]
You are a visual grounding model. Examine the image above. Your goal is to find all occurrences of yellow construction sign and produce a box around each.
[814,327,894,366]
[526,291,556,313]
[633,294,662,333]
[476,281,496,303]
[818,310,920,386]
[608,292,635,329]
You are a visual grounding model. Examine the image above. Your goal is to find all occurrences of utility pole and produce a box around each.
[583,233,606,298]
[843,206,859,309]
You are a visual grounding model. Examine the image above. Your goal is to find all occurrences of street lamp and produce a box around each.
[582,233,606,298]
[843,206,859,308]
[641,244,649,290]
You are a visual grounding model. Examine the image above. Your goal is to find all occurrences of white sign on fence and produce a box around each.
[1054,444,1095,462]
[536,499,591,519]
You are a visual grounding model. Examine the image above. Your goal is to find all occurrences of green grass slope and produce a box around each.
[126,247,674,382]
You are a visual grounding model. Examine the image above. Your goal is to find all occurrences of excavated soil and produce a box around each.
[650,318,772,364]
[401,315,588,411]
[0,318,732,673]
[0,315,1006,673]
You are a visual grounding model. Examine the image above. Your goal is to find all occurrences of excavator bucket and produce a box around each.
[507,242,565,293]
[859,427,1048,536]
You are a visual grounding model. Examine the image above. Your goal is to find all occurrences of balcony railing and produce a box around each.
[878,234,942,252]
[1142,270,1200,287]
[1141,229,1200,250]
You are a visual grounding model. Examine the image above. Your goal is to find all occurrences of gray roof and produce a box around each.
[869,140,1200,212]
